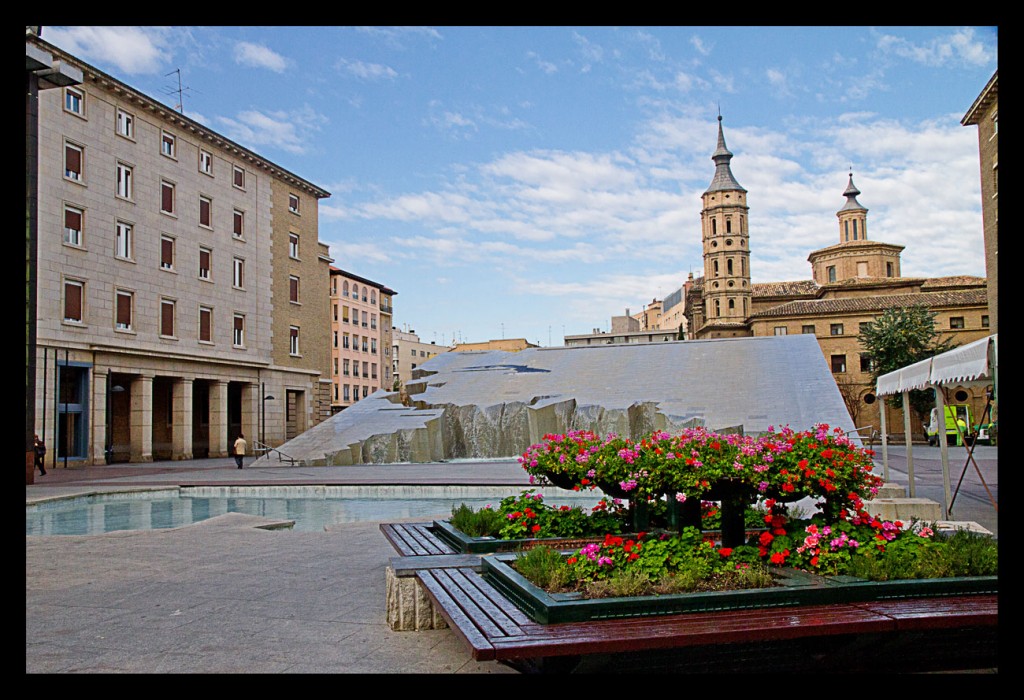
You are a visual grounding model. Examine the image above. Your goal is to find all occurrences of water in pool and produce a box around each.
[25,486,604,536]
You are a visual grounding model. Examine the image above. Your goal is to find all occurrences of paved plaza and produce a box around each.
[26,445,997,674]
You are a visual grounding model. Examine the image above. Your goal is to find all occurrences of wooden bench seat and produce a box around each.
[416,566,999,673]
[379,522,456,557]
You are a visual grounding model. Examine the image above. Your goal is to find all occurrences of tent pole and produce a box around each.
[902,390,914,498]
[934,384,950,519]
[878,399,889,482]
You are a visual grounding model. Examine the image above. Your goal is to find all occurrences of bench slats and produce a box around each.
[414,563,998,664]
[379,522,454,557]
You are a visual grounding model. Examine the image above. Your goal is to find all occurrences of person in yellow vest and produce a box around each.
[233,433,247,469]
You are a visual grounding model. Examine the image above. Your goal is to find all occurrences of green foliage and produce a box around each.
[449,502,504,537]
[859,305,956,423]
[512,545,567,589]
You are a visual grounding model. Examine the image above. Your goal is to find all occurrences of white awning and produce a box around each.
[876,334,997,396]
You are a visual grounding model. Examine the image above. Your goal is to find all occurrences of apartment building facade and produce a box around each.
[29,33,332,467]
[392,328,449,389]
[328,268,395,411]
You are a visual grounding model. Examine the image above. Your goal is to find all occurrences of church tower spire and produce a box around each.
[696,115,752,339]
[836,171,868,243]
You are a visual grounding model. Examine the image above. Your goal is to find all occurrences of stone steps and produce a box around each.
[863,482,992,536]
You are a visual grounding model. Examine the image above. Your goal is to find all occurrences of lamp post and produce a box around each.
[260,382,275,451]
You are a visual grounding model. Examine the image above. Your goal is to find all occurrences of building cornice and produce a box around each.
[962,71,998,126]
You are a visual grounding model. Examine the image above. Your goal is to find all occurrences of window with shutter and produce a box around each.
[65,143,83,180]
[161,182,175,214]
[116,291,132,330]
[161,300,175,336]
[161,237,174,270]
[64,281,83,322]
[200,197,211,227]
[64,206,83,246]
[199,307,212,342]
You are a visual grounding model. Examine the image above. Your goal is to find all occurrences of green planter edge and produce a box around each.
[480,552,999,625]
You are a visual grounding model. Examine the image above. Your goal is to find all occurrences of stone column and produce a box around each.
[129,374,154,463]
[91,369,108,465]
[209,380,228,457]
[241,382,258,454]
[171,378,194,460]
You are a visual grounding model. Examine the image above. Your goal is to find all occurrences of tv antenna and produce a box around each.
[161,68,198,114]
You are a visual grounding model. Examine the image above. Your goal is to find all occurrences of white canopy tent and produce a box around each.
[875,334,997,518]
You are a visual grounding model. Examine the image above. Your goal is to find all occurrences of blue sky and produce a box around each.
[43,26,998,347]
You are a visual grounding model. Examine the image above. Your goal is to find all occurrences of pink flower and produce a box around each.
[675,492,687,503]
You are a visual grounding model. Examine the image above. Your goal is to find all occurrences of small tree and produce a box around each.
[859,305,955,433]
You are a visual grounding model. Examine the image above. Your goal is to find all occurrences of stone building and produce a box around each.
[961,70,998,335]
[683,117,990,439]
[450,338,539,352]
[392,328,449,391]
[28,32,332,467]
[328,267,395,412]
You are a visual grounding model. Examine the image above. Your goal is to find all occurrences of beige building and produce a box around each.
[450,338,539,352]
[961,70,998,335]
[392,328,449,390]
[683,117,990,439]
[564,328,678,347]
[28,32,332,467]
[328,268,395,412]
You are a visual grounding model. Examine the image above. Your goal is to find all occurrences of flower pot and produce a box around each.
[542,472,580,491]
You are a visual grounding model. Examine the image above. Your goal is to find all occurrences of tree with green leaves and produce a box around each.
[859,305,956,433]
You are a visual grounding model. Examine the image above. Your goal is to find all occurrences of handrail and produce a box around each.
[850,425,880,446]
[253,439,298,466]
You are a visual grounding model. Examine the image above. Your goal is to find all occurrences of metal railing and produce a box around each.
[850,425,880,446]
[253,439,298,465]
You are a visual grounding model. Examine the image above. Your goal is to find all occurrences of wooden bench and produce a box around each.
[379,522,456,557]
[416,566,999,673]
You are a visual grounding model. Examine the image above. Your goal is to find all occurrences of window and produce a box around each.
[886,262,894,277]
[160,299,175,337]
[63,279,84,323]
[371,338,377,354]
[362,337,368,352]
[859,354,873,373]
[233,209,244,238]
[343,385,350,401]
[199,306,213,343]
[801,325,815,335]
[115,221,133,260]
[288,193,300,213]
[161,132,176,158]
[290,326,300,355]
[342,306,350,323]
[116,109,134,139]
[859,322,871,334]
[289,276,299,303]
[233,314,245,347]
[64,87,84,116]
[199,247,212,280]
[64,142,83,181]
[343,359,350,376]
[830,323,844,336]
[233,257,245,288]
[827,266,837,283]
[361,311,368,327]
[371,363,377,380]
[371,291,377,304]
[160,236,175,270]
[727,258,734,275]
[116,162,133,199]
[289,233,299,258]
[982,315,990,328]
[333,330,338,348]
[362,385,369,398]
[199,196,212,228]
[831,355,847,373]
[950,317,965,329]
[352,362,359,378]
[371,314,377,330]
[363,362,369,379]
[411,349,416,356]
[233,166,245,189]
[844,220,849,241]
[362,287,368,302]
[63,205,83,246]
[333,304,338,322]
[115,290,133,331]
[343,281,349,297]
[343,333,350,349]
[725,217,732,233]
[773,326,787,336]
[419,350,426,358]
[199,149,213,175]
[713,260,719,276]
[161,181,175,214]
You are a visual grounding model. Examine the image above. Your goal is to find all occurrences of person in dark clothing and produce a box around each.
[34,434,47,475]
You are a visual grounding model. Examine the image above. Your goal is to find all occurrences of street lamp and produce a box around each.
[260,382,275,452]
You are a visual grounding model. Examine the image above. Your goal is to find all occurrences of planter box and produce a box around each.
[431,519,766,555]
[481,552,999,624]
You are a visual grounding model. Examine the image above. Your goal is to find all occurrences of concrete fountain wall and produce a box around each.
[254,334,858,466]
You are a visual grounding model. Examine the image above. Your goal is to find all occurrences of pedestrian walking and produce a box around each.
[233,433,247,469]
[34,434,47,475]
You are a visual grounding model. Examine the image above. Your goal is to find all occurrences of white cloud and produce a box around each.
[215,105,326,155]
[876,27,996,68]
[234,41,288,73]
[526,51,558,75]
[336,58,398,81]
[690,34,712,57]
[45,26,172,74]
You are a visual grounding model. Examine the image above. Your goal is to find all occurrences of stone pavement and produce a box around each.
[26,445,998,674]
